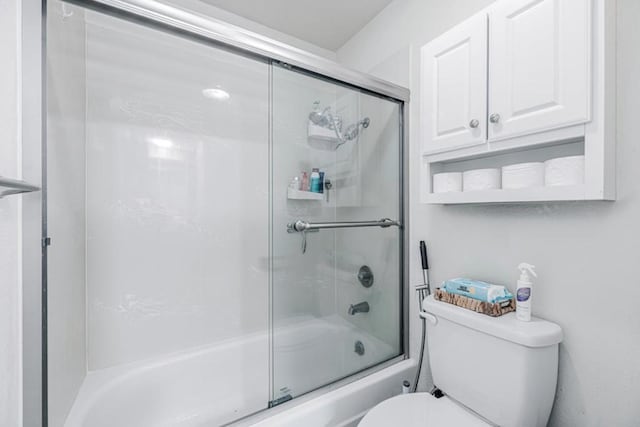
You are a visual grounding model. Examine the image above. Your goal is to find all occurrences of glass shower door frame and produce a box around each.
[269,62,408,405]
[29,0,411,425]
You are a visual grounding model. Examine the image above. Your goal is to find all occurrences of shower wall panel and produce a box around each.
[335,97,401,352]
[271,71,339,325]
[82,12,270,373]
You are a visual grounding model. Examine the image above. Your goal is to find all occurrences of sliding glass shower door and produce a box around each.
[271,66,403,402]
[46,2,404,425]
[47,4,271,426]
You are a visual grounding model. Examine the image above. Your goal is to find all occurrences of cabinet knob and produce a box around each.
[489,113,501,124]
[469,119,479,129]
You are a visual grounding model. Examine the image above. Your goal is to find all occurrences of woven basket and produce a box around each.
[434,288,515,317]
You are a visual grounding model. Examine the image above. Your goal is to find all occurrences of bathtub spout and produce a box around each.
[348,301,370,315]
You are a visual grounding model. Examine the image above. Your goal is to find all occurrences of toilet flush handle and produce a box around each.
[419,311,437,325]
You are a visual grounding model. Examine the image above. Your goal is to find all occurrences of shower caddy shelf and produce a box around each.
[287,188,325,201]
[0,176,40,198]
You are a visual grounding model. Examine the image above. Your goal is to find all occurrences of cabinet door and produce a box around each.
[420,14,488,154]
[488,0,591,141]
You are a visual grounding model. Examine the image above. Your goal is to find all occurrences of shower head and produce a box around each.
[309,107,342,129]
[308,102,370,149]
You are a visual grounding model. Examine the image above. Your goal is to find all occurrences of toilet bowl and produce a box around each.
[359,393,490,427]
[358,295,563,427]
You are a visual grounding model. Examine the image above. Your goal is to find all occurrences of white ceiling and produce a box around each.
[199,0,394,50]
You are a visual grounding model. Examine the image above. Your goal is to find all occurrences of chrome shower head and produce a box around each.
[308,106,333,127]
[308,102,370,149]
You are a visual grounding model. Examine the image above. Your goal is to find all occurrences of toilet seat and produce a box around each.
[358,393,491,427]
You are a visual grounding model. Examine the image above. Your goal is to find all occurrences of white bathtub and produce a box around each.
[64,316,415,427]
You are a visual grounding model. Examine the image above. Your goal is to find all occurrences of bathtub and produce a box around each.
[64,315,415,426]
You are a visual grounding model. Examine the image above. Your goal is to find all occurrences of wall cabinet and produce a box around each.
[488,0,591,141]
[420,0,615,204]
[420,14,487,153]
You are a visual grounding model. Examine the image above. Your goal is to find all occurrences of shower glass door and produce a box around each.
[46,1,405,424]
[271,65,403,402]
[46,3,271,425]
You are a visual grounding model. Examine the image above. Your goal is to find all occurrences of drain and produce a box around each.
[354,340,365,356]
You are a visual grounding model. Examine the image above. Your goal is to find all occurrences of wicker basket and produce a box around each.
[434,288,515,317]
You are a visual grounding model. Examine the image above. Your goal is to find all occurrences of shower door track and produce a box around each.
[64,0,409,103]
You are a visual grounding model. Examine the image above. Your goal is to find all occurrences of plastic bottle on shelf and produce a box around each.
[289,176,300,190]
[319,171,325,193]
[310,168,321,193]
[516,263,537,322]
[301,171,309,192]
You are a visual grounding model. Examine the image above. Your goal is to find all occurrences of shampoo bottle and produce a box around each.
[516,263,537,322]
[310,168,321,193]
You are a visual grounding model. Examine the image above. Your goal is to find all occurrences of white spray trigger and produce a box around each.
[518,263,537,282]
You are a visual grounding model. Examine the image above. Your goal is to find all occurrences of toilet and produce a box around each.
[359,295,563,427]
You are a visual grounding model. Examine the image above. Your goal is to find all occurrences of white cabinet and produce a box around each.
[488,0,592,141]
[420,0,616,204]
[420,14,487,154]
[421,0,593,152]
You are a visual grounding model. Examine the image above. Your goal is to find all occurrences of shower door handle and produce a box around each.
[287,218,401,233]
[287,218,401,254]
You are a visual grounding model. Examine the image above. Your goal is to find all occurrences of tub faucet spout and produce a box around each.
[348,301,370,315]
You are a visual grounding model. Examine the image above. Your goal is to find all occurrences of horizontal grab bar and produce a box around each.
[287,218,401,233]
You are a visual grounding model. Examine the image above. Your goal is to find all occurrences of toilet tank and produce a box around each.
[422,295,563,427]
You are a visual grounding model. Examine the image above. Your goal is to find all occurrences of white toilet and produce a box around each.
[359,295,563,427]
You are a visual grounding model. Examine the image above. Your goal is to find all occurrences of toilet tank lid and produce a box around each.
[423,295,563,348]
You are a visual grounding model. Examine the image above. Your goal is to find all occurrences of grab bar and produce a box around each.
[287,218,400,233]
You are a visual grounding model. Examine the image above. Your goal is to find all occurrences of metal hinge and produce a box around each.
[42,237,51,248]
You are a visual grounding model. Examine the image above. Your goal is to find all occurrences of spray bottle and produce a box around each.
[516,263,536,322]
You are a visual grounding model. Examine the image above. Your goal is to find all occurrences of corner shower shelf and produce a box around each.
[0,176,40,198]
[287,188,324,201]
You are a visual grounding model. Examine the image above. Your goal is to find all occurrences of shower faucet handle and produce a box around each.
[324,179,332,203]
[324,179,332,190]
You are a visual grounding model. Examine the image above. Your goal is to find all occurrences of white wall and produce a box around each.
[0,0,22,425]
[338,0,640,425]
